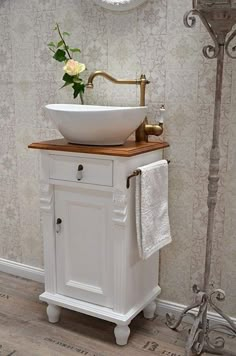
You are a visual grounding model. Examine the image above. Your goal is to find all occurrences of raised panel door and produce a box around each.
[55,186,113,308]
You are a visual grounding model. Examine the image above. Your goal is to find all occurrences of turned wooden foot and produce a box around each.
[114,324,130,346]
[46,304,61,323]
[143,300,156,319]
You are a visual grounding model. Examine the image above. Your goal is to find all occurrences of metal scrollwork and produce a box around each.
[184,9,220,59]
[205,337,225,354]
[166,287,207,331]
[226,29,236,59]
[166,3,236,355]
[209,289,226,304]
[192,329,205,355]
[183,6,236,60]
[167,287,236,355]
[168,287,236,355]
[185,297,207,355]
[204,323,236,355]
[166,301,201,330]
[202,43,220,60]
[198,10,220,59]
[209,289,236,334]
[183,10,197,28]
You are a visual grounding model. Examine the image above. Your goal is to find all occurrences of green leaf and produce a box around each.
[73,76,82,84]
[48,42,56,47]
[70,48,81,53]
[63,31,70,36]
[62,73,74,83]
[72,82,85,99]
[53,49,67,62]
[57,40,64,48]
[60,82,72,89]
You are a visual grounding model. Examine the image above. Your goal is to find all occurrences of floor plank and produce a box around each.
[0,272,235,356]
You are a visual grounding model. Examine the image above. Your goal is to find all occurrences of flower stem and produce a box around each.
[80,92,84,105]
[56,23,72,59]
[49,47,56,54]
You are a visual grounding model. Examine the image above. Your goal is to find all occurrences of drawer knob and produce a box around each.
[77,164,84,181]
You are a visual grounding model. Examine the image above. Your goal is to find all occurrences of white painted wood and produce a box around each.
[112,151,162,315]
[46,304,61,323]
[143,300,157,319]
[48,150,115,160]
[49,179,114,193]
[1,257,234,328]
[40,152,57,294]
[1,255,235,327]
[39,149,164,344]
[55,186,113,308]
[0,258,234,328]
[49,154,113,186]
[112,182,129,314]
[114,325,130,346]
[0,258,44,283]
[40,287,160,325]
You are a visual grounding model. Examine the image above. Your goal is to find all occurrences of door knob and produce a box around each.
[77,164,84,181]
[56,218,62,233]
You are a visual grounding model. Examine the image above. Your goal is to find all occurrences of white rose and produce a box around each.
[63,59,85,76]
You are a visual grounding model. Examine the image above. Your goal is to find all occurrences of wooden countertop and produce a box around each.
[28,139,169,157]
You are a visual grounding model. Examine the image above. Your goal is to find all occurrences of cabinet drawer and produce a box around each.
[49,155,113,187]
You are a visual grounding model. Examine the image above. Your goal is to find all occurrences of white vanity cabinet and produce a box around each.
[34,140,168,345]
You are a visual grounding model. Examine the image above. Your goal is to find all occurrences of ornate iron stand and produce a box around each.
[166,1,236,355]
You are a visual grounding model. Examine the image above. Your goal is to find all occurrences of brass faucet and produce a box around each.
[86,71,164,142]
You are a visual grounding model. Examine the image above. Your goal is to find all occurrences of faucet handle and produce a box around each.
[159,105,165,124]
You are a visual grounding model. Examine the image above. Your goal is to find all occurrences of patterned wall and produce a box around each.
[0,0,235,315]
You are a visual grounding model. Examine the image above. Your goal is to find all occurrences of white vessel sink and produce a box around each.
[45,104,147,146]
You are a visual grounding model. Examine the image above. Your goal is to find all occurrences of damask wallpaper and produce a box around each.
[0,0,235,316]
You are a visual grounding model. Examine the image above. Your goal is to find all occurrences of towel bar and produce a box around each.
[126,160,170,189]
[126,169,141,189]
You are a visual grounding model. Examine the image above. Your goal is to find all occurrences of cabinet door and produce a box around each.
[55,186,113,308]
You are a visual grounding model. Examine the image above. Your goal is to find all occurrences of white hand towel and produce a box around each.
[135,159,171,260]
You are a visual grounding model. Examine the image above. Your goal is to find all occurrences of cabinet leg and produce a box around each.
[114,324,130,346]
[143,300,156,319]
[46,304,61,323]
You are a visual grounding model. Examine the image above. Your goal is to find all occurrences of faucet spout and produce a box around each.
[86,70,165,142]
[87,70,149,88]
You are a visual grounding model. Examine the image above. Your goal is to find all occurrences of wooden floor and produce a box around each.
[0,272,235,356]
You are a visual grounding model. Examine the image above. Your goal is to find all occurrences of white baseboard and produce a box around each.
[0,258,44,283]
[0,258,235,326]
[156,298,236,326]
